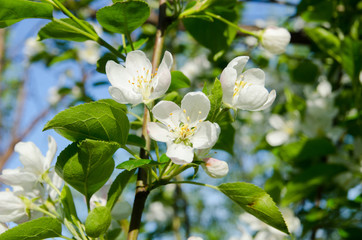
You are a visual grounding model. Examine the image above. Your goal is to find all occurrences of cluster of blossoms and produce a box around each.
[0,137,61,232]
[106,50,276,177]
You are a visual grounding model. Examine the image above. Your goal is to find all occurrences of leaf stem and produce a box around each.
[205,11,259,38]
[164,180,219,190]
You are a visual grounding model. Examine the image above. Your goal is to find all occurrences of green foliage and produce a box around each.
[43,99,129,146]
[56,140,118,200]
[85,206,112,238]
[291,60,319,83]
[218,182,289,234]
[168,71,191,92]
[341,37,362,82]
[0,0,53,28]
[297,0,335,22]
[202,79,223,122]
[116,159,162,171]
[304,27,341,62]
[38,18,96,42]
[60,185,79,221]
[213,110,235,155]
[106,170,135,210]
[0,217,61,240]
[126,134,146,148]
[96,1,150,34]
[97,53,119,74]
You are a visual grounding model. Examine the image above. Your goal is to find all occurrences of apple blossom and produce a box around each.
[202,158,229,178]
[0,191,26,223]
[0,223,7,234]
[188,237,203,240]
[261,27,291,54]
[106,50,173,105]
[266,113,299,147]
[147,92,220,165]
[220,56,276,111]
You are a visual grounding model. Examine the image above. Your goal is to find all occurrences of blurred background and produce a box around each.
[0,0,361,239]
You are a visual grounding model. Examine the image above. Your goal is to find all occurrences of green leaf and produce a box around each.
[120,37,149,54]
[0,217,61,240]
[291,60,319,84]
[203,79,223,122]
[60,184,79,221]
[168,71,191,92]
[43,99,129,146]
[183,8,237,56]
[304,27,341,62]
[96,1,150,34]
[106,170,135,209]
[283,164,347,204]
[0,0,53,28]
[213,110,234,155]
[218,182,289,234]
[85,206,112,238]
[97,52,119,74]
[297,0,334,22]
[49,49,77,66]
[56,140,118,199]
[116,159,162,171]
[341,37,362,82]
[126,134,145,148]
[38,18,96,42]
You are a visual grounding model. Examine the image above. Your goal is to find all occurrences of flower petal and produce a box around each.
[151,51,173,99]
[190,121,220,149]
[243,68,265,86]
[44,136,57,171]
[202,158,229,178]
[106,60,133,89]
[269,113,285,130]
[0,168,38,186]
[181,92,210,126]
[0,192,26,223]
[253,89,276,111]
[220,67,237,106]
[166,142,194,165]
[233,85,269,110]
[14,142,45,175]
[226,56,249,75]
[147,122,172,143]
[125,50,152,73]
[108,86,142,105]
[266,130,289,146]
[152,101,180,126]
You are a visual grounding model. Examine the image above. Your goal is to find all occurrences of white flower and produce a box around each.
[188,237,203,240]
[47,87,61,105]
[266,113,299,146]
[14,136,57,177]
[106,50,173,105]
[202,158,229,178]
[0,191,26,223]
[180,55,210,80]
[261,27,291,54]
[148,92,220,165]
[146,201,173,223]
[78,40,100,65]
[220,56,276,111]
[0,223,7,234]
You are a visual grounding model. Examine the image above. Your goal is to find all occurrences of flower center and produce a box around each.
[128,67,158,99]
[233,74,250,98]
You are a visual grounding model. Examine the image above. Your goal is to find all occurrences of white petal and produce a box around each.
[181,92,210,125]
[14,142,45,175]
[151,52,173,99]
[253,89,276,111]
[226,56,249,75]
[152,101,180,126]
[269,114,285,130]
[190,121,219,149]
[0,168,38,186]
[202,158,229,178]
[147,122,172,143]
[44,136,57,171]
[106,60,133,89]
[220,67,237,106]
[108,86,142,105]
[166,142,194,165]
[0,192,26,223]
[243,68,265,86]
[266,130,289,146]
[125,50,152,73]
[234,85,269,110]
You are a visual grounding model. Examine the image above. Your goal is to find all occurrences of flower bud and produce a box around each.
[261,27,291,54]
[202,158,229,178]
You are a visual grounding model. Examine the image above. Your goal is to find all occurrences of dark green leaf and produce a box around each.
[116,159,162,171]
[97,53,119,74]
[56,140,118,199]
[0,0,53,28]
[291,60,319,84]
[107,170,135,209]
[60,184,79,221]
[43,99,129,146]
[341,37,362,82]
[126,134,145,148]
[0,217,61,240]
[168,71,191,92]
[218,182,289,234]
[38,18,96,42]
[96,1,150,34]
[85,206,112,238]
[304,27,341,62]
[214,109,234,155]
[297,0,334,22]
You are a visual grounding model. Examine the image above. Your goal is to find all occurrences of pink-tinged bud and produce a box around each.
[261,27,291,54]
[202,158,229,178]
